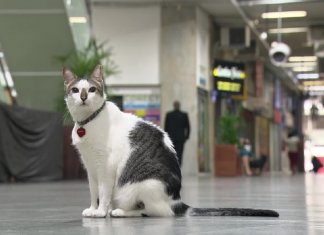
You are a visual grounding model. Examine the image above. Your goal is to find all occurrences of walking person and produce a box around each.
[285,129,300,174]
[164,101,190,166]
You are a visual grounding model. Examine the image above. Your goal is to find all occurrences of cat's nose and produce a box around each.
[80,88,87,101]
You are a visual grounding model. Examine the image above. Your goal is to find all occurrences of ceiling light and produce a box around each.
[297,73,319,80]
[288,56,317,62]
[260,31,268,40]
[269,27,308,34]
[306,86,324,91]
[303,81,324,86]
[282,62,316,68]
[293,67,314,72]
[4,71,14,87]
[11,89,17,97]
[69,17,87,24]
[0,73,6,86]
[262,11,307,19]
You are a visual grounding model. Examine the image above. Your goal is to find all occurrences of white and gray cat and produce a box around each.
[63,65,279,218]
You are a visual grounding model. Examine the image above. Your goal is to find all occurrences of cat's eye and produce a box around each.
[71,87,79,93]
[89,87,96,93]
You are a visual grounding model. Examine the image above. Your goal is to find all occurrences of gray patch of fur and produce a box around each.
[89,80,104,96]
[118,121,182,199]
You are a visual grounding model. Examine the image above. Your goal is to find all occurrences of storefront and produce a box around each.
[108,87,161,126]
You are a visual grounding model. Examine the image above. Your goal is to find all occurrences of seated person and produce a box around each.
[239,138,267,176]
[311,156,323,173]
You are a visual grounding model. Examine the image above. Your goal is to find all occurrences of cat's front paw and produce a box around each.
[110,208,125,218]
[82,207,107,218]
[82,207,96,217]
[92,208,107,218]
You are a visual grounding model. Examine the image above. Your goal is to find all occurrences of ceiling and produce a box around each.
[195,0,324,93]
[1,0,323,108]
[239,1,324,56]
[94,0,324,92]
[199,0,324,92]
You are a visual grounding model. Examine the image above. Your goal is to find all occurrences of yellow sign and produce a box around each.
[213,67,246,79]
[135,109,146,117]
[217,81,241,92]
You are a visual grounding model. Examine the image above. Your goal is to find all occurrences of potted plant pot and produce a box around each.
[214,113,242,176]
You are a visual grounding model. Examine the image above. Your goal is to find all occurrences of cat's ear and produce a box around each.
[91,64,103,83]
[63,67,76,86]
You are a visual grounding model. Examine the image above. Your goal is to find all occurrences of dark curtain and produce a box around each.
[0,103,63,182]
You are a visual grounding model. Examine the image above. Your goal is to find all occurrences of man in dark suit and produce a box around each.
[164,101,190,166]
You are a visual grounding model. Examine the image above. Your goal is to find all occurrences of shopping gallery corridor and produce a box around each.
[1,0,324,234]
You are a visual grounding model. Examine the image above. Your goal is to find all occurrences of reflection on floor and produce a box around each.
[0,173,323,234]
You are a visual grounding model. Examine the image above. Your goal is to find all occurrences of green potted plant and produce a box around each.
[214,113,241,176]
[219,114,240,145]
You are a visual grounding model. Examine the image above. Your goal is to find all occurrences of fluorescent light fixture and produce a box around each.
[69,16,87,24]
[4,71,14,87]
[0,73,6,86]
[262,11,307,19]
[297,73,319,80]
[289,56,317,62]
[303,81,324,86]
[293,66,314,72]
[282,62,316,68]
[269,27,308,34]
[306,86,324,91]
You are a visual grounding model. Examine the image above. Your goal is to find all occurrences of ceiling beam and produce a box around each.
[237,0,322,6]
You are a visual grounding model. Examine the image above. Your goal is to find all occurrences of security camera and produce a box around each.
[269,42,291,66]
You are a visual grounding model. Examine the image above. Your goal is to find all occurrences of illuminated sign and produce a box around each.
[217,81,241,92]
[212,66,246,79]
[213,60,246,95]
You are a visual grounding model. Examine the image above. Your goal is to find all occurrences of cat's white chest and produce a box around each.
[72,119,110,170]
[72,124,105,146]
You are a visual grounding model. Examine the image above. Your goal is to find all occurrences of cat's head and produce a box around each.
[63,65,106,120]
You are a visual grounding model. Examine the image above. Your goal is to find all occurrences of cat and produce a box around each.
[63,65,279,218]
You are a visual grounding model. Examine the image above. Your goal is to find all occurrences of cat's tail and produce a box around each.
[171,202,279,217]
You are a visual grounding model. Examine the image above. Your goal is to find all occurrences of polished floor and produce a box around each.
[0,173,323,235]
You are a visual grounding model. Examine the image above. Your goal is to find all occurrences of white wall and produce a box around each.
[92,6,160,86]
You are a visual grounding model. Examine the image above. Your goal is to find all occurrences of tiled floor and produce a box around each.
[0,173,323,235]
